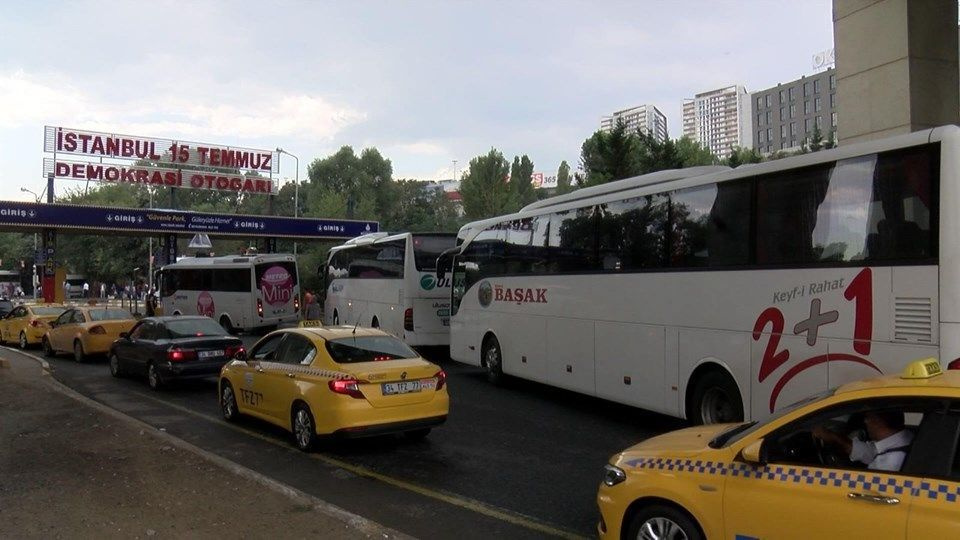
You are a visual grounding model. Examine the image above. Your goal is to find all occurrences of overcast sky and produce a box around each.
[0,0,834,202]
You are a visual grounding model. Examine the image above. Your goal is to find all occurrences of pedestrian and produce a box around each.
[303,289,315,316]
[100,283,106,299]
[83,282,90,298]
[305,294,321,320]
[62,280,69,301]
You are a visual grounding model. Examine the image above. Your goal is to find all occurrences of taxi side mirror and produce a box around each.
[739,439,766,465]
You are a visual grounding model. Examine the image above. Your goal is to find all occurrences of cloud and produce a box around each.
[0,70,366,142]
[392,141,447,156]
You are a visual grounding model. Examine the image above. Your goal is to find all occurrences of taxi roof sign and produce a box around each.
[901,358,943,379]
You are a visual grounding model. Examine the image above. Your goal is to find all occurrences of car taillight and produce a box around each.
[404,308,413,331]
[948,358,960,370]
[294,294,300,312]
[328,378,365,399]
[225,345,245,358]
[89,325,106,335]
[257,298,263,317]
[434,370,446,391]
[30,319,42,328]
[167,348,197,362]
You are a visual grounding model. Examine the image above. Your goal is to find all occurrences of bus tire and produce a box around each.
[481,335,504,385]
[219,315,236,335]
[687,368,743,425]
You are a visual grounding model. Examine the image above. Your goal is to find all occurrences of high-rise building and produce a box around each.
[750,68,837,154]
[600,104,668,142]
[681,85,750,160]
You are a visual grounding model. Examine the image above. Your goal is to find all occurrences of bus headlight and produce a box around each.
[602,464,626,487]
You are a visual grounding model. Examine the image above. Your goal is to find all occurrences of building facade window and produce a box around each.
[790,122,797,136]
[831,112,838,126]
[757,113,764,125]
[814,79,821,93]
[790,104,796,118]
[816,115,823,128]
[804,101,811,114]
[767,128,772,141]
[766,111,772,124]
[804,82,811,96]
[781,124,787,138]
[779,90,786,103]
[788,87,796,100]
[815,97,822,112]
[805,118,812,133]
[830,93,835,108]
[780,107,786,121]
[765,94,771,107]
[758,130,764,143]
[757,96,763,108]
[829,74,836,89]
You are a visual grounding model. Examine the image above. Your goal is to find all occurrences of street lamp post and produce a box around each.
[276,148,300,255]
[20,187,40,300]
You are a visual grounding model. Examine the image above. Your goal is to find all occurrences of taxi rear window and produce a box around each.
[325,336,418,364]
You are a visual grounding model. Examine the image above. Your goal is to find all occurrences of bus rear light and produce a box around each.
[328,378,365,399]
[404,308,414,331]
[89,325,106,335]
[948,358,960,370]
[294,294,300,312]
[434,370,447,391]
[168,348,197,362]
[257,298,263,318]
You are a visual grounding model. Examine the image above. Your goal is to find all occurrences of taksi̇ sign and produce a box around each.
[43,126,279,195]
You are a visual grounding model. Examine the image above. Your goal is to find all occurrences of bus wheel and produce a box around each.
[481,335,504,385]
[219,315,236,335]
[688,369,743,425]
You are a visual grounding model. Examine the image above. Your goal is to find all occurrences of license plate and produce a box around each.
[382,381,422,395]
[198,350,224,359]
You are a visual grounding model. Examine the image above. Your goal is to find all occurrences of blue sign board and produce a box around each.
[0,201,378,239]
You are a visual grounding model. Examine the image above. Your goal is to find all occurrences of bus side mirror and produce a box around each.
[436,246,459,281]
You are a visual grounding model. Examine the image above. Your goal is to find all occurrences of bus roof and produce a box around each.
[333,231,456,252]
[161,253,296,268]
[456,125,955,251]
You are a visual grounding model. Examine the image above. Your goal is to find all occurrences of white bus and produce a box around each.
[440,126,960,424]
[158,254,300,333]
[321,232,457,347]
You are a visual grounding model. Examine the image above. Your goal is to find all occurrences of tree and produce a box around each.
[637,133,684,174]
[306,146,394,220]
[809,125,824,152]
[674,137,718,167]
[825,129,837,150]
[384,180,461,232]
[726,147,763,168]
[578,119,643,187]
[460,148,514,219]
[556,160,573,195]
[509,155,536,207]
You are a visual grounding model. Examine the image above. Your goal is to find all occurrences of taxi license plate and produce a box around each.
[382,381,422,395]
[198,350,224,359]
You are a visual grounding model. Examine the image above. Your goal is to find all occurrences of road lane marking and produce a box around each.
[6,345,588,539]
[124,389,586,539]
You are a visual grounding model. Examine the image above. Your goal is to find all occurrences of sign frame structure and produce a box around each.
[0,201,378,240]
[42,126,281,196]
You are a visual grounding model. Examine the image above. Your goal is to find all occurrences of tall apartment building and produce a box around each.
[600,104,668,142]
[681,85,750,160]
[751,68,837,154]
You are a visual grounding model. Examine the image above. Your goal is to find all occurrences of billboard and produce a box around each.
[42,126,280,195]
[531,172,559,189]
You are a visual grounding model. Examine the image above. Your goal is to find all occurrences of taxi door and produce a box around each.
[255,334,318,424]
[905,408,960,538]
[1,306,26,342]
[48,309,78,351]
[235,333,287,421]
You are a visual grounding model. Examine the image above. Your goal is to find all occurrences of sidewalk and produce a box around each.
[0,351,398,539]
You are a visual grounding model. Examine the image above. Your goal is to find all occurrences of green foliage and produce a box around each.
[578,120,642,187]
[556,160,573,195]
[726,147,763,168]
[306,146,393,219]
[509,155,536,207]
[674,137,719,167]
[637,133,684,173]
[809,125,824,152]
[383,180,461,232]
[460,148,515,219]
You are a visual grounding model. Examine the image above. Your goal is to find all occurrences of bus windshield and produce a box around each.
[413,235,457,271]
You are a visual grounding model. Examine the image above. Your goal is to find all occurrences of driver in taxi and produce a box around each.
[811,410,914,472]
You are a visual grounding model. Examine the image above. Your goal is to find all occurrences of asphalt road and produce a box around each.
[5,339,687,538]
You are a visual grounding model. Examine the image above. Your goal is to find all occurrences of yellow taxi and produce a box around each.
[0,304,66,349]
[598,359,960,540]
[219,326,449,451]
[42,307,136,362]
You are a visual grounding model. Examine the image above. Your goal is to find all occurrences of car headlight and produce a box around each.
[602,464,626,487]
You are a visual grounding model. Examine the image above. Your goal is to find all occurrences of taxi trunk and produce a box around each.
[346,359,442,408]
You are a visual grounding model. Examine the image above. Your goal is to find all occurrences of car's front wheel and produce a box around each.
[42,337,55,357]
[220,380,239,422]
[19,331,28,350]
[147,362,164,390]
[109,353,123,378]
[626,504,703,540]
[291,403,317,452]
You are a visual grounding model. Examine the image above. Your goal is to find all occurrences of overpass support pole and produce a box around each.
[834,0,959,144]
[41,229,56,303]
[161,234,177,266]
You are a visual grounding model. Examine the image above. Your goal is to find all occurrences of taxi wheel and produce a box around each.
[19,332,29,350]
[482,335,504,385]
[73,340,86,363]
[626,504,703,540]
[292,404,317,452]
[220,381,239,422]
[109,354,124,378]
[42,337,55,357]
[147,362,164,391]
[688,370,743,425]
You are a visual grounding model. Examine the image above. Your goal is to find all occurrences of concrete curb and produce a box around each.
[3,348,414,540]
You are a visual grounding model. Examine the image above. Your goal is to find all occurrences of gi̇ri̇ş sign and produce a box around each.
[42,126,280,195]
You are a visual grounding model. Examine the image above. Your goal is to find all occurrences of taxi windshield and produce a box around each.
[88,309,133,321]
[325,336,419,364]
[711,388,837,448]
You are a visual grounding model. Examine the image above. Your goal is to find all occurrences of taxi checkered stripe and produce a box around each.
[623,457,959,502]
[261,362,352,380]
